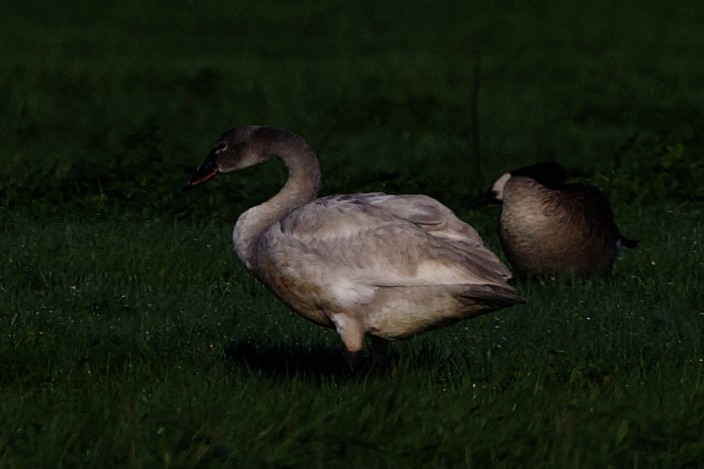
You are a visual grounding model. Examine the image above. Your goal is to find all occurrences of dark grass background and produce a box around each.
[1,1,703,467]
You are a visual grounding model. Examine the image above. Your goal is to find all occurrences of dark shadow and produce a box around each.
[223,340,404,383]
[224,340,352,382]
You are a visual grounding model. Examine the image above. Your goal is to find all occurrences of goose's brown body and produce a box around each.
[184,126,525,365]
[471,162,637,278]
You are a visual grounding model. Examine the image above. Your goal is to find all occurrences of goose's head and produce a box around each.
[183,126,282,191]
[468,161,566,207]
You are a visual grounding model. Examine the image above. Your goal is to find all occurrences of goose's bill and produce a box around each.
[467,190,500,208]
[182,150,218,191]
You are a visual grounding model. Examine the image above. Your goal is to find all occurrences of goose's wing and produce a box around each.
[562,184,616,223]
[267,194,515,290]
[562,184,632,241]
[564,185,639,248]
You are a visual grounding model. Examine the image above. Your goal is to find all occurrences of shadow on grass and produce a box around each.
[223,339,472,383]
[224,340,353,382]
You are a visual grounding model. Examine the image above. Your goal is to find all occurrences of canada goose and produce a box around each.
[469,161,638,277]
[183,125,525,369]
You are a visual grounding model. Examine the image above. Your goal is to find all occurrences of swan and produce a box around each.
[469,161,638,277]
[184,125,525,368]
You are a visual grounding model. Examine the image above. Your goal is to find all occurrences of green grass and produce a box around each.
[2,0,704,467]
[2,210,702,467]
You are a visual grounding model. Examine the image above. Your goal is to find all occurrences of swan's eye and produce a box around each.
[215,143,228,153]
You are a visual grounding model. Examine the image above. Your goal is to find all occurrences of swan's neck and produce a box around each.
[233,145,321,269]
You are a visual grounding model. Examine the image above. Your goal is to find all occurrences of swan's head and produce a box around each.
[182,126,282,191]
[468,162,566,207]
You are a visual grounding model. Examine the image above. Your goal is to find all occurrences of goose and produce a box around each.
[469,161,638,278]
[183,125,525,368]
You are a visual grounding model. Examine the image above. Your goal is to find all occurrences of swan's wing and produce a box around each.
[361,194,510,278]
[327,193,487,246]
[266,196,514,290]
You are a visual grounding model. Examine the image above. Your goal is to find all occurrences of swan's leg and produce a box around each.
[370,336,390,362]
[330,313,365,371]
[345,349,363,373]
[369,335,394,373]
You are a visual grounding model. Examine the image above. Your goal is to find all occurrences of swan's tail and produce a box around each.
[457,284,527,309]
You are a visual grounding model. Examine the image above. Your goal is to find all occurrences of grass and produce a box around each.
[2,212,702,467]
[1,0,704,467]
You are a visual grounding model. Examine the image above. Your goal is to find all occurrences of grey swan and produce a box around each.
[184,126,525,368]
